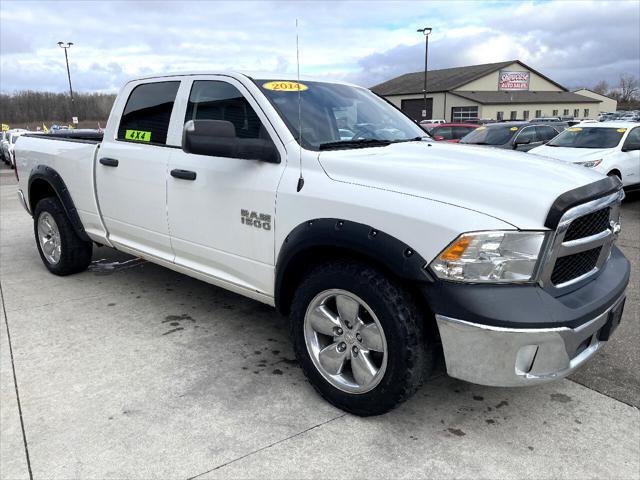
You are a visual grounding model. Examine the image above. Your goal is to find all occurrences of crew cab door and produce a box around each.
[96,80,181,261]
[167,77,286,296]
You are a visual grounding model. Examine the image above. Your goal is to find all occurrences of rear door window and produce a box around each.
[536,125,558,142]
[117,81,180,146]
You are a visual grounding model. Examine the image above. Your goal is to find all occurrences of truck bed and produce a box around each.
[16,134,107,242]
[24,129,103,144]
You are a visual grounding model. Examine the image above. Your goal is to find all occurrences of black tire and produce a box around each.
[290,260,432,416]
[33,197,92,275]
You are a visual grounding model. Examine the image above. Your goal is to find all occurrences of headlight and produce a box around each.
[576,159,602,168]
[429,231,546,283]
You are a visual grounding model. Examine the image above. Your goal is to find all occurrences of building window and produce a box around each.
[552,109,559,116]
[496,111,504,121]
[510,111,517,120]
[523,110,530,120]
[563,109,569,116]
[451,106,479,122]
[584,109,590,118]
[574,109,580,118]
[535,110,542,118]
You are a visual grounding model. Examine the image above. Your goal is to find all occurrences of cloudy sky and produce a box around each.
[1,0,638,94]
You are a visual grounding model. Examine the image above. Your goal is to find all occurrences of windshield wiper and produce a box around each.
[390,136,429,143]
[319,139,391,150]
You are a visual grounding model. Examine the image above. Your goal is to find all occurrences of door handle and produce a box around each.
[171,169,197,181]
[99,157,119,167]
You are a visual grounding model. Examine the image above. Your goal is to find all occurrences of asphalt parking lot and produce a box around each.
[1,164,638,479]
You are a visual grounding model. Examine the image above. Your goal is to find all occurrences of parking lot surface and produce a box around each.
[1,165,638,479]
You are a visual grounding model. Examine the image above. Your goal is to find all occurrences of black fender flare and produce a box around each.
[28,165,91,242]
[274,218,433,313]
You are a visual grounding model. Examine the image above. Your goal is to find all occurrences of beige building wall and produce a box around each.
[480,102,597,120]
[456,62,563,92]
[573,89,617,114]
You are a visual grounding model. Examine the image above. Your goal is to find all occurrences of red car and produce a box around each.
[422,123,480,142]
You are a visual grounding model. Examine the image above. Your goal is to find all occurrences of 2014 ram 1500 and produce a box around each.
[15,73,629,416]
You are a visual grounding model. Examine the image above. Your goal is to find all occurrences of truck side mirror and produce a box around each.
[182,119,280,163]
[513,137,531,149]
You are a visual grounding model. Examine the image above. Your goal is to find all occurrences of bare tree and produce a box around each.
[0,91,116,124]
[592,80,609,95]
[619,74,639,103]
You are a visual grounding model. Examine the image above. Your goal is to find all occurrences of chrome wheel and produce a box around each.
[304,289,388,394]
[37,211,61,264]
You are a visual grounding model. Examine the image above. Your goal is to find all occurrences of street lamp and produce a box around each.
[417,27,432,119]
[57,42,74,102]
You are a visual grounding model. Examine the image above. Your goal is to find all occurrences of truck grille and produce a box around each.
[564,207,610,241]
[551,247,602,285]
[540,191,622,291]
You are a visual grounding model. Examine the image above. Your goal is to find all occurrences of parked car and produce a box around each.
[459,121,563,151]
[422,123,479,142]
[1,129,28,168]
[15,73,629,416]
[530,117,563,123]
[420,119,446,125]
[0,131,8,164]
[529,122,640,190]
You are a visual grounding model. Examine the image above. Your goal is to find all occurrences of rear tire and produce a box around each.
[290,260,432,416]
[33,197,92,275]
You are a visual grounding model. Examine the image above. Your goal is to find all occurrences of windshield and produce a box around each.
[547,127,626,149]
[459,125,519,145]
[256,79,425,150]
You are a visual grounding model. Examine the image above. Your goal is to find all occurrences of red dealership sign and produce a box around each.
[498,71,530,90]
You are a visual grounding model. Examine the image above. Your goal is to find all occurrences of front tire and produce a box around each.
[290,260,432,416]
[33,197,92,275]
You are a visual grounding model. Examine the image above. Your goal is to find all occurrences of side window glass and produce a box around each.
[185,80,267,140]
[117,81,180,145]
[623,128,640,147]
[516,127,536,143]
[432,126,452,138]
[536,126,557,142]
[452,126,471,139]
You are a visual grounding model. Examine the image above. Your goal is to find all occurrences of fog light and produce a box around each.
[515,345,539,374]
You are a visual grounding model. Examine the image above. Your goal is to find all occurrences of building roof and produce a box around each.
[451,90,600,105]
[372,61,515,96]
[371,60,569,96]
[573,88,617,101]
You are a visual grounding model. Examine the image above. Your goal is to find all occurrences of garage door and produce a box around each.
[401,98,433,122]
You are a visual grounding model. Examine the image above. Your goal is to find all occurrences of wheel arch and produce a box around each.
[28,165,91,242]
[274,218,433,315]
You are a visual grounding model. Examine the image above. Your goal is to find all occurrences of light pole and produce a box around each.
[57,42,74,102]
[417,27,432,119]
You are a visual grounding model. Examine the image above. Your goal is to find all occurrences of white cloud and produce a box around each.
[0,0,638,93]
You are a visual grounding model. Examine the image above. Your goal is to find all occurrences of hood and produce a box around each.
[318,141,604,229]
[528,145,613,162]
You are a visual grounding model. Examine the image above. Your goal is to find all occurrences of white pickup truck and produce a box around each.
[15,73,630,416]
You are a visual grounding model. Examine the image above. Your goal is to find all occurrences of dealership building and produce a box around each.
[372,60,616,123]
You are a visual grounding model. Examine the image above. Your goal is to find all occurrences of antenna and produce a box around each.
[295,19,304,192]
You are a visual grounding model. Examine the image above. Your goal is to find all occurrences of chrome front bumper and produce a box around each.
[435,294,625,387]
